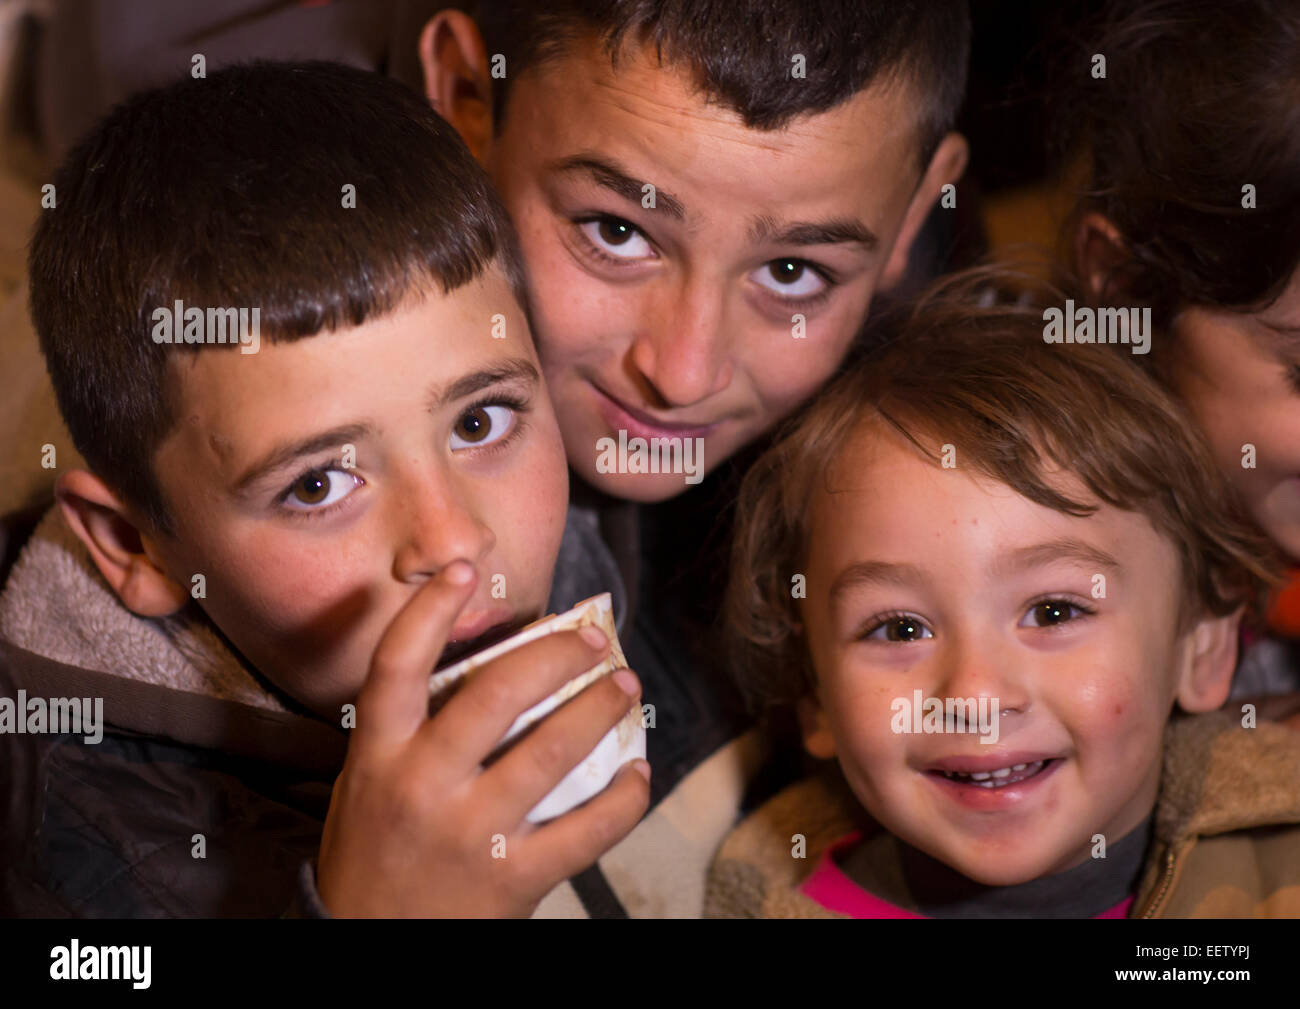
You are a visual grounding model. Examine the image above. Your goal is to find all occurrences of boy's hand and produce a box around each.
[316,561,650,917]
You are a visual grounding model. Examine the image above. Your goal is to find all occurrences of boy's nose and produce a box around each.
[629,279,734,409]
[931,635,1030,718]
[390,472,495,583]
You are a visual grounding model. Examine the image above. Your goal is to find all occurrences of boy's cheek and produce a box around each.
[532,271,634,368]
[1054,667,1165,776]
[194,528,370,624]
[168,535,382,703]
[503,440,568,533]
[825,673,907,766]
[505,206,615,364]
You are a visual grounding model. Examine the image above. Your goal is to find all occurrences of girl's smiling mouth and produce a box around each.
[923,755,1065,809]
[935,759,1051,788]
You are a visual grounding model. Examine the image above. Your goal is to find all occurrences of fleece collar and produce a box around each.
[0,507,294,716]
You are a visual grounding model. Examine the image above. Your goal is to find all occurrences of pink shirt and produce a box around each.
[800,833,1135,919]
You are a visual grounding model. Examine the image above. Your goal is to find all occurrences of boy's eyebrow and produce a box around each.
[551,155,686,220]
[234,423,373,493]
[748,214,879,251]
[830,559,926,601]
[992,539,1122,577]
[829,539,1121,601]
[428,358,540,411]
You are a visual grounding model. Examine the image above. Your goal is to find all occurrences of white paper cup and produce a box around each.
[428,593,646,823]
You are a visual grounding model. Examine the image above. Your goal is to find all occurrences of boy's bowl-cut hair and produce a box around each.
[29,59,525,534]
[476,0,971,167]
[728,270,1281,711]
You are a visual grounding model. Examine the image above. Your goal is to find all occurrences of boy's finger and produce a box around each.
[353,561,477,749]
[474,666,640,821]
[512,759,651,889]
[415,628,613,775]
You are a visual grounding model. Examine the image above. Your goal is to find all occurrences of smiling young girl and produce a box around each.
[707,289,1300,918]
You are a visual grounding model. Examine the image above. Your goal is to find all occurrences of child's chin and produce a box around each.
[579,465,705,503]
[954,861,1050,889]
[928,838,1078,889]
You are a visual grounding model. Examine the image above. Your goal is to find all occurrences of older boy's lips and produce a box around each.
[589,382,723,441]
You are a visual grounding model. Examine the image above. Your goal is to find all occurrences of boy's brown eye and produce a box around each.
[866,616,932,642]
[1024,600,1084,628]
[769,260,806,284]
[598,219,635,246]
[887,618,923,641]
[292,471,331,504]
[1035,602,1065,624]
[455,407,492,443]
[450,403,515,451]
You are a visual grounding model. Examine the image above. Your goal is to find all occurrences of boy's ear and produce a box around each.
[1174,607,1241,714]
[879,131,969,292]
[1074,211,1131,302]
[419,10,494,163]
[55,469,190,618]
[797,693,837,760]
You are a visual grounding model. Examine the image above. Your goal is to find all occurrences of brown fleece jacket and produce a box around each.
[706,711,1300,918]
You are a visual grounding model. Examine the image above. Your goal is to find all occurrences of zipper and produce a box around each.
[1141,847,1179,918]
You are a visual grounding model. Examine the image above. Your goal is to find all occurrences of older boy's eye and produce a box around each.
[1021,600,1087,628]
[450,404,515,450]
[579,217,654,260]
[751,258,828,299]
[283,469,359,511]
[865,615,933,642]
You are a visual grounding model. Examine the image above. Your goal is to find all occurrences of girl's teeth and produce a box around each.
[941,759,1047,787]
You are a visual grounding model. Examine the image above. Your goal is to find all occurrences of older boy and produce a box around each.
[420,0,970,500]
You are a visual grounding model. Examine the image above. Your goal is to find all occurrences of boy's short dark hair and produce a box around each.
[29,60,525,534]
[727,271,1280,710]
[476,0,971,167]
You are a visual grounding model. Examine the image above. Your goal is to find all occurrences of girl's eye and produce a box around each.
[865,615,933,643]
[751,258,828,299]
[450,404,515,450]
[283,469,359,511]
[578,217,654,260]
[1020,599,1087,628]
